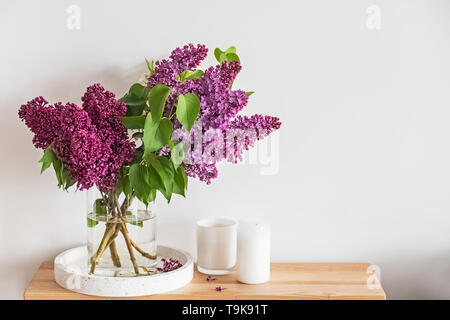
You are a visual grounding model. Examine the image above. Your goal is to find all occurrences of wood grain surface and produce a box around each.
[24,262,386,300]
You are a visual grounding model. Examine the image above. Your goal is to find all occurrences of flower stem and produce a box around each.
[119,221,140,275]
[109,239,121,267]
[89,223,117,274]
[129,237,157,260]
[89,191,156,276]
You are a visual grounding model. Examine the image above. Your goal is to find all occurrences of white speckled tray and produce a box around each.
[54,245,193,297]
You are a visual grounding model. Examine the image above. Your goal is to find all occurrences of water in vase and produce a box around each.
[87,210,157,277]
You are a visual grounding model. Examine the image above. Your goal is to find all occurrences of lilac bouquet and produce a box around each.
[19,44,281,275]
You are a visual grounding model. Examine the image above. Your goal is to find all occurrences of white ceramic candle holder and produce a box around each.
[196,218,237,275]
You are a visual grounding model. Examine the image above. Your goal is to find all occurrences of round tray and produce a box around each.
[54,245,193,297]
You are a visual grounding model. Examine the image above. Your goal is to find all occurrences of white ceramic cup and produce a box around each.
[196,218,237,275]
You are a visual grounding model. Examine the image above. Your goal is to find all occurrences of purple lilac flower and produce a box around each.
[81,84,135,191]
[225,114,282,163]
[148,44,208,89]
[18,97,60,149]
[157,258,183,272]
[176,61,250,183]
[147,44,209,115]
[230,114,282,137]
[183,162,218,184]
[169,43,208,74]
[53,129,109,190]
[147,43,281,184]
[206,275,217,281]
[18,84,135,191]
[180,61,248,131]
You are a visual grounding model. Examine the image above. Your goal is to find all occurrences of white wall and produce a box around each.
[1,0,450,299]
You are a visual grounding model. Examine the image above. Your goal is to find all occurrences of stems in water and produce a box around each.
[88,193,155,276]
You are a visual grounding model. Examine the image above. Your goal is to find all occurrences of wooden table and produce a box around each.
[24,262,386,300]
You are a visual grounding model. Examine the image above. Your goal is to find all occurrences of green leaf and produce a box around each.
[226,52,240,62]
[40,148,74,190]
[129,220,144,228]
[121,84,149,116]
[142,113,160,153]
[147,84,171,123]
[156,156,174,202]
[38,147,56,174]
[180,70,204,82]
[143,114,173,155]
[129,83,147,98]
[169,141,184,169]
[176,93,200,132]
[52,158,63,186]
[93,199,107,215]
[225,46,236,54]
[219,52,228,63]
[155,118,173,149]
[214,46,240,64]
[120,115,146,129]
[246,91,255,97]
[122,93,147,116]
[87,218,99,228]
[129,163,154,206]
[146,165,165,191]
[129,163,145,204]
[59,162,75,190]
[52,157,74,190]
[145,58,155,75]
[149,188,157,202]
[145,58,152,72]
[132,132,143,139]
[214,48,223,62]
[173,166,188,197]
[118,93,128,103]
[123,95,147,107]
[149,156,175,202]
[117,169,132,197]
[126,103,146,116]
[130,148,144,165]
[125,210,145,227]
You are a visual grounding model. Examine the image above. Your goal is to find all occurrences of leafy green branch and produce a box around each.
[117,78,198,206]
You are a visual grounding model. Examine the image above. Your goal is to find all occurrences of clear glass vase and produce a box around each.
[87,187,157,277]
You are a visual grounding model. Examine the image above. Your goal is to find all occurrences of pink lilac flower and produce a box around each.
[18,84,135,191]
[215,286,226,292]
